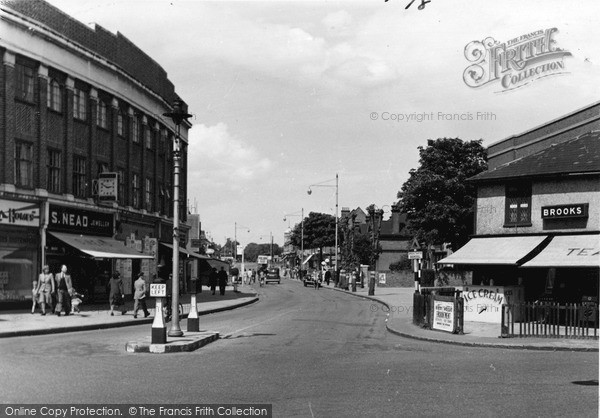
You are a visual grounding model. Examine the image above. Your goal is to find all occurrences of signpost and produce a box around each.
[151,283,167,344]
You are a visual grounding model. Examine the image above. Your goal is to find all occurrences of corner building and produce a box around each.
[439,102,599,313]
[0,0,191,305]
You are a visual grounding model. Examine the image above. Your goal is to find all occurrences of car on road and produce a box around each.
[265,267,281,284]
[303,270,321,288]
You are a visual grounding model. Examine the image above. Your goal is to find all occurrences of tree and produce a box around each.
[243,243,282,262]
[398,138,487,249]
[290,212,336,259]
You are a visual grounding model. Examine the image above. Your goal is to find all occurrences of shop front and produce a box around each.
[46,204,152,300]
[0,198,41,306]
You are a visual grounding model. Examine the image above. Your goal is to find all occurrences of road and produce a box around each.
[0,280,597,417]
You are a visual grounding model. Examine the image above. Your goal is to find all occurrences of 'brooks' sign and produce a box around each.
[541,203,588,219]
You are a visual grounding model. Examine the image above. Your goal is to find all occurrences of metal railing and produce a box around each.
[501,302,598,339]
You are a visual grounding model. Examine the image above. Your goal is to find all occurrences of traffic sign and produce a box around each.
[408,251,423,260]
[150,283,167,297]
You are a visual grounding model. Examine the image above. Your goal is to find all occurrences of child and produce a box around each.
[70,289,84,313]
[31,280,38,314]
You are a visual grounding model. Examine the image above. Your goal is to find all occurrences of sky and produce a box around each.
[44,0,600,247]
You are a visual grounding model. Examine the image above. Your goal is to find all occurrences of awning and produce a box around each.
[521,235,600,268]
[49,232,153,259]
[302,254,315,265]
[160,242,192,257]
[206,258,230,270]
[159,243,228,270]
[437,236,548,265]
[0,249,33,265]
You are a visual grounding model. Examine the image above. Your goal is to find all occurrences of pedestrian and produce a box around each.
[209,268,218,295]
[107,272,126,316]
[35,264,55,315]
[54,264,73,316]
[133,272,150,319]
[31,280,39,314]
[251,269,256,284]
[325,269,331,286]
[218,266,228,295]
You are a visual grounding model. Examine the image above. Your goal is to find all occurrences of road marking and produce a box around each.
[224,310,299,337]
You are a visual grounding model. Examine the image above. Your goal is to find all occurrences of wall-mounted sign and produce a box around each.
[541,203,588,219]
[0,199,40,227]
[49,204,114,236]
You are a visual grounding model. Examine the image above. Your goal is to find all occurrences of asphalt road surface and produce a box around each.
[0,280,597,417]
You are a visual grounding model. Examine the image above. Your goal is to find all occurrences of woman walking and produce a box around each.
[35,265,55,315]
[107,272,126,316]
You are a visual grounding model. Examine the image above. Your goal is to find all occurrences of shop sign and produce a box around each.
[49,204,113,236]
[0,199,40,227]
[378,272,387,284]
[541,203,588,219]
[432,300,455,333]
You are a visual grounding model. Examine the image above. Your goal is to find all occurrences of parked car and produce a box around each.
[265,267,281,284]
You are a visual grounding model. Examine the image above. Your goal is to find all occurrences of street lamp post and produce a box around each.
[307,174,339,277]
[366,205,389,296]
[235,223,250,288]
[163,100,192,337]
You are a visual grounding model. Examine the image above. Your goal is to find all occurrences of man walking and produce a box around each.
[133,272,150,319]
[55,264,73,316]
[218,267,228,295]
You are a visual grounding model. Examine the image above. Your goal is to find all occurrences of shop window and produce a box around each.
[97,100,108,129]
[73,88,87,120]
[16,63,34,103]
[47,149,62,193]
[15,142,33,188]
[73,156,87,197]
[504,183,531,227]
[47,79,62,112]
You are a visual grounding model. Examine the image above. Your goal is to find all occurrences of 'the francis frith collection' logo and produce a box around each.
[463,28,571,92]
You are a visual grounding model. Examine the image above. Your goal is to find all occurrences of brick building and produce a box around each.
[0,0,192,304]
[439,101,600,305]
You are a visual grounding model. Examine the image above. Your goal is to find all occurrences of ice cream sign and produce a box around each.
[0,198,40,227]
[462,286,511,323]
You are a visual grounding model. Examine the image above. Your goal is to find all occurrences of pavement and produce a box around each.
[318,281,599,352]
[0,280,597,352]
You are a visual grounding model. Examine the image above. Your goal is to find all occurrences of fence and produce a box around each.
[413,288,464,334]
[501,302,599,339]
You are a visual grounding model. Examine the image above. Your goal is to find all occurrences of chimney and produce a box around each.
[391,204,401,234]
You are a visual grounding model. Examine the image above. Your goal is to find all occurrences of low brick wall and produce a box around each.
[371,269,473,288]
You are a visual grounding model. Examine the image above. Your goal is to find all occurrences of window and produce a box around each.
[16,63,34,102]
[97,100,108,129]
[117,111,124,137]
[47,79,62,112]
[132,173,140,208]
[15,142,33,187]
[145,178,153,211]
[159,129,166,154]
[117,169,125,205]
[504,183,531,227]
[97,162,109,175]
[73,88,87,120]
[73,156,87,197]
[145,127,153,150]
[47,149,62,193]
[131,115,139,143]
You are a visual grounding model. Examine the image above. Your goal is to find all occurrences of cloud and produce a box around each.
[187,123,273,190]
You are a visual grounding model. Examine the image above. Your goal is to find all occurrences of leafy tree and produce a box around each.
[398,138,487,249]
[243,242,282,262]
[289,212,336,258]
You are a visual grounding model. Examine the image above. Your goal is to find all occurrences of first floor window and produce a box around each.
[15,142,33,187]
[73,88,87,120]
[97,100,108,129]
[117,169,125,205]
[505,183,532,227]
[16,63,34,102]
[117,111,124,137]
[145,178,153,211]
[73,157,87,197]
[47,149,62,193]
[132,173,140,208]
